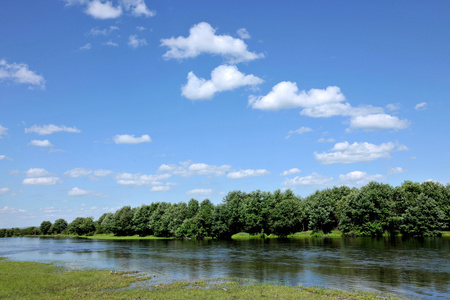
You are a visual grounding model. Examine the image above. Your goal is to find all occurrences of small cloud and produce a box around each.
[113,134,151,144]
[0,125,8,138]
[0,206,26,214]
[0,187,11,195]
[85,0,123,19]
[79,43,92,51]
[25,124,81,135]
[64,168,92,178]
[0,155,13,161]
[68,187,107,197]
[387,166,407,174]
[25,168,50,177]
[227,169,270,179]
[283,172,333,187]
[285,127,313,139]
[349,114,410,131]
[88,25,119,36]
[22,177,61,185]
[151,185,170,192]
[128,35,147,48]
[386,103,401,111]
[280,168,301,176]
[186,188,214,195]
[136,26,146,31]
[317,138,336,143]
[236,28,250,39]
[0,59,46,89]
[339,171,384,186]
[104,40,119,47]
[29,139,53,147]
[415,102,427,111]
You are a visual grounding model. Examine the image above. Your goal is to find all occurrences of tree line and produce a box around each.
[1,181,449,239]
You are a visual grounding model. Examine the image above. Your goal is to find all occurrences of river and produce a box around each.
[0,236,449,299]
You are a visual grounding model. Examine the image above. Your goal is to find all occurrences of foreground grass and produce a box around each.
[0,258,404,299]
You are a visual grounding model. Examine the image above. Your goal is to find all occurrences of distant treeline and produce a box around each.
[1,181,449,239]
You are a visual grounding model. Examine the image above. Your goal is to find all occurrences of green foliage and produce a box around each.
[110,206,135,236]
[132,204,158,236]
[50,219,68,234]
[399,193,446,237]
[39,221,52,235]
[270,198,305,237]
[68,217,95,235]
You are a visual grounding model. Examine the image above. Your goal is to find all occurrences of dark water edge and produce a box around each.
[0,236,449,299]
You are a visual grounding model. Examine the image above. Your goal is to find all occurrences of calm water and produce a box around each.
[0,237,449,299]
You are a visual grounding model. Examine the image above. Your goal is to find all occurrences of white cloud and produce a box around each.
[116,172,171,186]
[23,177,60,185]
[25,124,81,135]
[181,65,264,100]
[85,0,122,19]
[300,102,383,118]
[113,134,151,144]
[415,102,427,111]
[93,169,114,177]
[29,139,53,147]
[349,114,410,131]
[161,22,264,63]
[0,59,46,89]
[0,187,11,195]
[280,168,301,176]
[386,103,401,111]
[0,155,12,161]
[68,187,107,197]
[315,141,408,165]
[128,35,147,48]
[104,40,119,47]
[285,127,313,139]
[339,171,384,186]
[120,0,155,17]
[387,166,407,174]
[236,28,250,39]
[64,168,92,178]
[186,188,214,195]
[25,168,50,177]
[317,138,336,143]
[151,185,170,192]
[0,125,7,138]
[227,169,270,179]
[89,25,119,36]
[0,206,26,214]
[136,26,146,31]
[79,43,92,51]
[249,82,345,111]
[157,161,232,178]
[283,172,333,186]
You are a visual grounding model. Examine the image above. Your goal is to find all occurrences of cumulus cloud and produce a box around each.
[23,177,60,185]
[280,168,301,176]
[68,187,107,197]
[227,169,270,179]
[157,161,232,178]
[113,134,151,144]
[0,59,45,89]
[283,172,333,186]
[415,102,427,111]
[300,102,383,118]
[25,168,50,177]
[249,82,345,111]
[29,139,53,147]
[186,188,214,195]
[315,141,408,165]
[120,0,155,17]
[25,124,81,135]
[128,35,147,48]
[387,166,407,174]
[349,114,410,131]
[64,168,92,178]
[285,127,313,139]
[0,125,8,138]
[236,28,250,39]
[181,65,263,100]
[339,171,384,186]
[85,0,123,19]
[116,172,171,186]
[161,22,264,63]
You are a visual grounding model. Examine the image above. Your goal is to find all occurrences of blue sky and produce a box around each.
[1,0,449,227]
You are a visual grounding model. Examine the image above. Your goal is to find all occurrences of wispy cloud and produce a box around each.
[0,59,45,89]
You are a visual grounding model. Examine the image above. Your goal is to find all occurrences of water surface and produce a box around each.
[1,237,449,299]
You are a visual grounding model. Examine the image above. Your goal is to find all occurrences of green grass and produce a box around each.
[0,258,404,299]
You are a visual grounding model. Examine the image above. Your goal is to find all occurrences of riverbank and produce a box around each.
[0,258,403,299]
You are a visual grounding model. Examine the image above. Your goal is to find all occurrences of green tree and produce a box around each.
[132,204,158,236]
[39,221,52,235]
[51,218,68,234]
[399,193,446,237]
[270,198,305,237]
[68,217,95,235]
[111,206,135,236]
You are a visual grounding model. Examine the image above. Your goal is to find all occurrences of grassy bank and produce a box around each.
[0,258,403,299]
